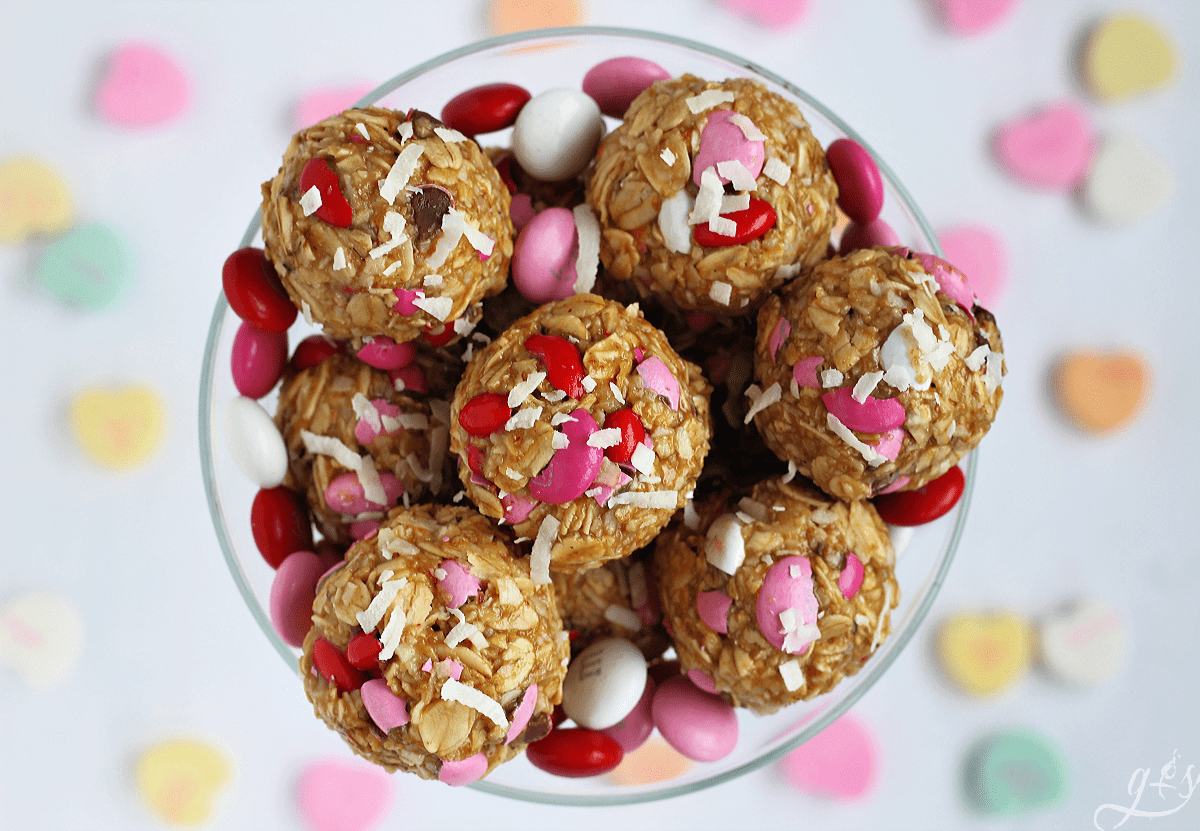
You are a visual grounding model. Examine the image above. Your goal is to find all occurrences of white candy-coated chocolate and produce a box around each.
[511,88,605,182]
[561,637,647,730]
[224,396,288,486]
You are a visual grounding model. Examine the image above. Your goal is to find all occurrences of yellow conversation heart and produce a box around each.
[0,156,73,243]
[69,385,166,471]
[136,739,231,826]
[1084,13,1178,102]
[936,612,1032,697]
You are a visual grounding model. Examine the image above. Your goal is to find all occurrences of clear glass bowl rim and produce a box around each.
[199,24,973,806]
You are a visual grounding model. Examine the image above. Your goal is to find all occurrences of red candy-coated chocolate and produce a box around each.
[459,393,512,436]
[312,638,367,693]
[290,334,340,372]
[441,83,532,138]
[422,322,456,347]
[692,198,777,247]
[602,408,645,465]
[222,247,297,333]
[525,334,586,399]
[466,443,486,475]
[492,151,519,194]
[298,157,353,227]
[251,486,314,569]
[526,728,624,778]
[345,632,383,670]
[873,466,965,526]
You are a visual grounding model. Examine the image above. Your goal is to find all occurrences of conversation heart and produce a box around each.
[936,612,1032,697]
[995,103,1094,190]
[297,757,393,831]
[781,713,876,799]
[0,591,84,686]
[1053,350,1149,433]
[963,731,1068,815]
[294,84,375,130]
[0,156,73,243]
[489,0,583,35]
[1082,132,1174,225]
[35,222,132,310]
[97,43,190,128]
[1038,597,1125,686]
[1083,13,1178,102]
[938,225,1007,308]
[69,384,166,471]
[135,739,231,826]
[718,0,809,30]
[937,0,1019,35]
[607,737,693,786]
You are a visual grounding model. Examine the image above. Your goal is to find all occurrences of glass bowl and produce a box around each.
[199,25,975,806]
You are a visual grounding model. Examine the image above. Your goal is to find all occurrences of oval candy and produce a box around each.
[525,333,586,399]
[312,637,366,694]
[225,396,288,487]
[600,676,656,753]
[692,109,765,187]
[356,336,416,371]
[232,321,287,399]
[826,138,885,224]
[651,675,738,763]
[290,334,340,371]
[441,83,531,137]
[298,157,353,227]
[561,638,648,730]
[692,198,776,247]
[251,485,314,569]
[526,728,624,778]
[345,632,382,670]
[601,408,645,466]
[528,408,603,505]
[269,550,325,647]
[582,56,671,119]
[838,217,901,254]
[222,247,296,333]
[458,393,512,436]
[512,207,578,304]
[873,465,965,525]
[511,88,604,182]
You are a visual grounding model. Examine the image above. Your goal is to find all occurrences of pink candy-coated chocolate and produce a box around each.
[437,559,481,609]
[582,56,672,119]
[391,287,423,315]
[876,474,911,495]
[686,668,719,695]
[501,492,537,525]
[768,319,791,363]
[822,387,906,433]
[635,356,680,411]
[600,676,655,753]
[838,217,901,254]
[389,363,427,393]
[873,427,905,461]
[696,590,732,634]
[589,459,632,507]
[324,471,404,515]
[269,550,325,647]
[793,356,824,389]
[826,138,885,224]
[529,408,603,505]
[354,399,403,445]
[510,193,536,231]
[505,683,539,745]
[839,553,865,599]
[438,752,489,787]
[512,207,578,304]
[232,321,287,399]
[651,675,739,763]
[692,110,765,187]
[756,556,819,654]
[914,251,976,314]
[360,678,409,734]
[356,336,416,371]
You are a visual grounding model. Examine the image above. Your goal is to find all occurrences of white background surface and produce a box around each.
[1,1,1198,829]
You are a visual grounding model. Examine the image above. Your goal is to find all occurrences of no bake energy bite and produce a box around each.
[653,477,898,714]
[752,247,1005,500]
[301,504,569,784]
[261,107,513,346]
[587,75,838,315]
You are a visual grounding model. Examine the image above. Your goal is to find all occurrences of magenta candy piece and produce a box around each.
[529,408,603,505]
[589,460,632,507]
[437,559,481,608]
[512,207,578,304]
[600,676,655,753]
[822,387,906,433]
[505,683,539,745]
[792,356,824,389]
[389,363,427,393]
[827,138,885,224]
[269,550,324,647]
[768,319,791,362]
[438,752,489,787]
[354,399,404,445]
[838,217,901,254]
[651,675,739,763]
[231,321,288,399]
[914,251,976,314]
[392,287,423,315]
[361,678,409,733]
[876,474,911,495]
[510,193,536,231]
[692,110,765,187]
[756,555,819,654]
[839,553,865,599]
[356,336,416,371]
[350,519,380,540]
[696,590,732,634]
[582,56,671,119]
[874,427,905,461]
[686,668,719,695]
[501,492,537,525]
[635,356,680,411]
[324,471,404,515]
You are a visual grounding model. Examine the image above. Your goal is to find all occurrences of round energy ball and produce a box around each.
[551,553,669,660]
[752,247,1005,500]
[449,293,712,571]
[653,477,899,714]
[300,504,569,782]
[261,107,513,346]
[587,75,838,315]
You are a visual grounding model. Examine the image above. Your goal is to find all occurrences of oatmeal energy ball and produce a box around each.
[551,553,669,659]
[261,107,513,346]
[301,504,569,783]
[450,293,712,571]
[274,353,454,545]
[587,75,838,315]
[752,247,1005,500]
[654,477,899,714]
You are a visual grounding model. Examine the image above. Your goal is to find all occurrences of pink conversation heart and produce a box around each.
[719,0,809,29]
[97,43,190,128]
[295,84,375,130]
[937,0,1019,35]
[297,757,392,831]
[781,714,877,799]
[995,103,1094,190]
[938,225,1008,308]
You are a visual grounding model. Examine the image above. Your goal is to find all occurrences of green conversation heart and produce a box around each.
[36,222,131,309]
[964,730,1068,815]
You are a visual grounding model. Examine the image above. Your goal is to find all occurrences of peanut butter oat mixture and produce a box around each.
[551,554,670,660]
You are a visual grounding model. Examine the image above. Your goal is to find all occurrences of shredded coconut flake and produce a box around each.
[550,412,576,426]
[378,604,407,659]
[508,372,547,408]
[587,428,622,449]
[356,578,406,633]
[433,126,469,144]
[660,147,676,165]
[581,376,597,393]
[658,189,694,254]
[630,442,656,475]
[397,121,413,143]
[608,382,625,404]
[717,160,757,192]
[727,112,767,141]
[445,608,488,649]
[688,168,725,227]
[763,156,792,185]
[379,144,424,205]
[423,274,443,286]
[441,679,508,729]
[301,430,362,471]
[720,192,751,214]
[820,368,844,387]
[530,516,559,585]
[743,382,781,424]
[610,490,677,509]
[299,186,322,216]
[779,659,804,691]
[677,429,693,460]
[827,412,887,467]
[355,122,371,140]
[572,204,600,294]
[685,89,735,114]
[707,215,737,236]
[852,371,885,403]
[541,389,567,403]
[505,406,542,431]
[332,247,348,270]
[413,295,453,322]
[368,211,408,259]
[709,281,733,305]
[551,431,570,450]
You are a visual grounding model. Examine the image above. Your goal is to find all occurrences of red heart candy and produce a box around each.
[692,198,776,247]
[298,157,353,227]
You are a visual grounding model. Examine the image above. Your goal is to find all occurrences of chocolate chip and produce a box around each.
[515,713,551,746]
[408,109,443,139]
[410,186,453,247]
